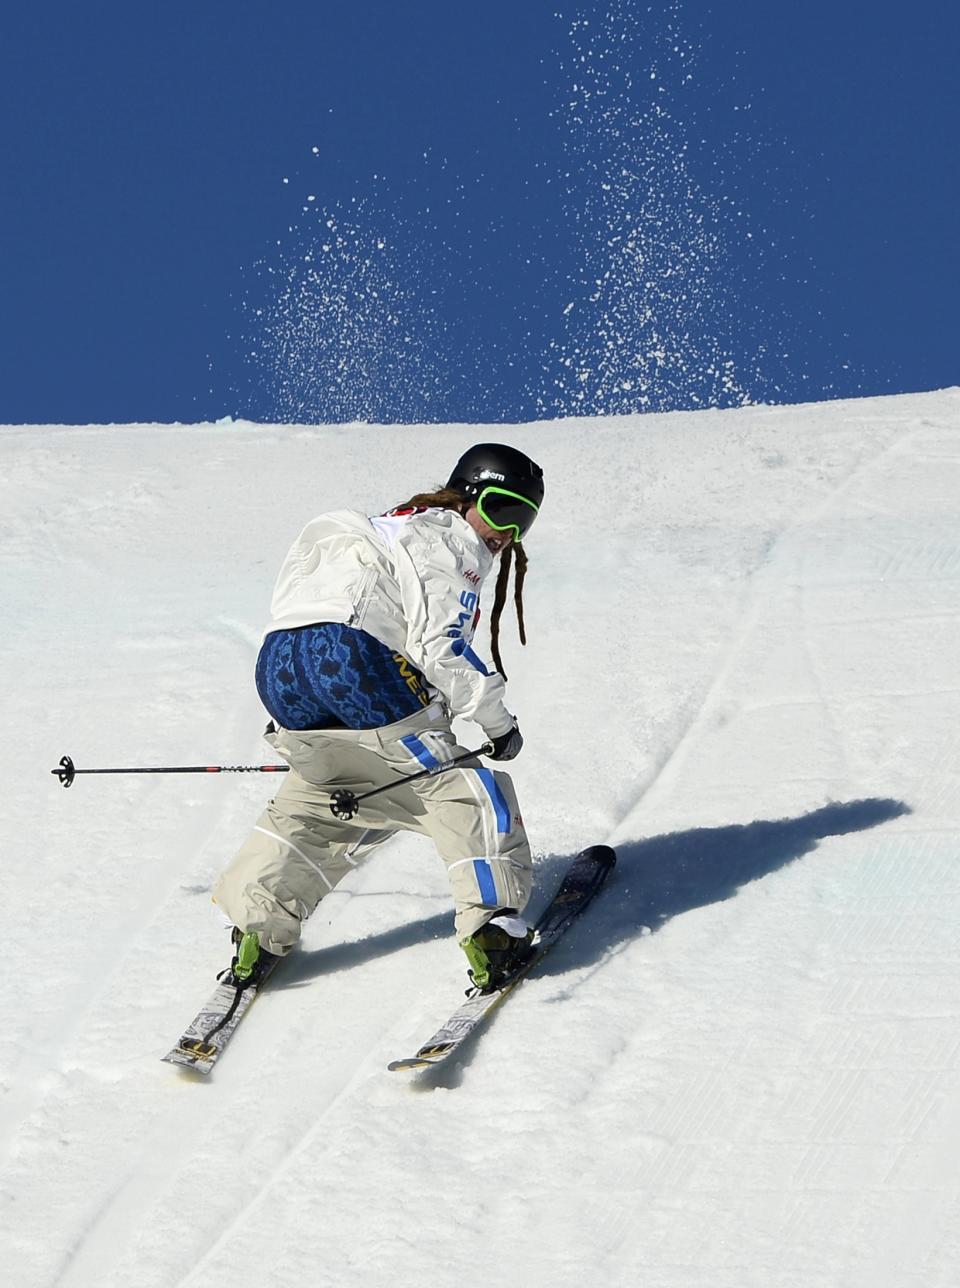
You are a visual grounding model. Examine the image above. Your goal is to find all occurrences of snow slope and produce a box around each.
[2,390,959,1287]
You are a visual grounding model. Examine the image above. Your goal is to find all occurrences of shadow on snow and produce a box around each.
[277,795,909,997]
[275,909,453,987]
[532,795,912,981]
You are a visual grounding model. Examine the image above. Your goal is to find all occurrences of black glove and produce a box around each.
[488,723,523,761]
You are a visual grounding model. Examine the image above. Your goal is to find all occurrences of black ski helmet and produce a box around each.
[446,443,544,539]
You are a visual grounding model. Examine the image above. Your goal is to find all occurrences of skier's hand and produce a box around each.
[488,723,523,761]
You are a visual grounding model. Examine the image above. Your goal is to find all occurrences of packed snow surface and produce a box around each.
[2,390,959,1287]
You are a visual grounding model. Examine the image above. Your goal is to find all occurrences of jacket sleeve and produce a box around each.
[391,521,516,739]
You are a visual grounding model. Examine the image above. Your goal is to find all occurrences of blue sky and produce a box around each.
[1,2,956,425]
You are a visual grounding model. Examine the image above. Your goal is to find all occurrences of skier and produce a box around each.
[212,443,544,994]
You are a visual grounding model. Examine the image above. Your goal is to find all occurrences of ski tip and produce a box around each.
[389,1039,457,1071]
[161,1050,216,1074]
[581,844,617,868]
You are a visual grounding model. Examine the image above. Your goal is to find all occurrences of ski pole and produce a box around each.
[328,743,493,819]
[51,744,495,809]
[51,754,289,788]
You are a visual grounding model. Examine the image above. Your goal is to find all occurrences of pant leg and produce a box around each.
[420,767,532,939]
[212,768,396,955]
[364,717,533,939]
[213,715,425,952]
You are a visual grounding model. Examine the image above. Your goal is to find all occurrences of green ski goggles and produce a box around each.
[475,486,540,541]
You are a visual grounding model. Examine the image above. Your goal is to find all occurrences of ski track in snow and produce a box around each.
[0,623,265,1174]
[609,421,919,841]
[2,392,959,1288]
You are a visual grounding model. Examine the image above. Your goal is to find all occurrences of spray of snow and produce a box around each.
[238,203,450,424]
[234,5,807,423]
[540,3,781,414]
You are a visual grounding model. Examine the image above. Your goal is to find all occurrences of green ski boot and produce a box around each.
[460,914,535,993]
[226,927,274,987]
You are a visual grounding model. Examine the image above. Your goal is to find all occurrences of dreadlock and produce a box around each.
[489,540,528,680]
[393,487,530,679]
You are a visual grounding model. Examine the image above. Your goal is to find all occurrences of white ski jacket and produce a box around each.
[264,507,516,739]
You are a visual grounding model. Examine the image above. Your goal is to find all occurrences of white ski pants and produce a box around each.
[213,702,532,954]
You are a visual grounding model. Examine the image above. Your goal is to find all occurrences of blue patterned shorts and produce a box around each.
[255,623,432,731]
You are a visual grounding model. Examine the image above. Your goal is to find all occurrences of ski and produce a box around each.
[388,844,616,1072]
[161,956,282,1074]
